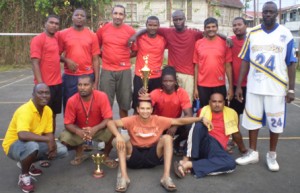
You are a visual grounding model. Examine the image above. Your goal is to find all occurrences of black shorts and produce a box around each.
[197,85,227,107]
[230,86,247,115]
[48,84,62,114]
[126,144,163,169]
[132,75,161,109]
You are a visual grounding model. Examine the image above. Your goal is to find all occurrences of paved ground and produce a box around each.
[0,69,300,193]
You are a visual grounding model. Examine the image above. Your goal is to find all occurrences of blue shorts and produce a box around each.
[7,140,68,161]
[62,73,94,111]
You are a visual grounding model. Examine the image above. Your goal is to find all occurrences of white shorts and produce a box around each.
[242,92,286,133]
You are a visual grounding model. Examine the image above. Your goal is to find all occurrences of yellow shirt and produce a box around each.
[2,99,53,155]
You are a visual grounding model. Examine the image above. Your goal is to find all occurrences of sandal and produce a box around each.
[160,177,177,192]
[173,161,186,178]
[115,177,130,193]
[103,158,119,169]
[70,154,89,166]
[39,160,51,168]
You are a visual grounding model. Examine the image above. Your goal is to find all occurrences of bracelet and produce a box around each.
[288,90,295,94]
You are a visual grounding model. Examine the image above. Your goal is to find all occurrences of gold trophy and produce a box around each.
[91,153,105,178]
[140,55,151,89]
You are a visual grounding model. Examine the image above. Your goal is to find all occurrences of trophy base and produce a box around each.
[93,170,104,178]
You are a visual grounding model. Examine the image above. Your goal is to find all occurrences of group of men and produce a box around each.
[2,1,297,193]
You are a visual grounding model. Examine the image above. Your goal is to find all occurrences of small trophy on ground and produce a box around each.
[91,153,105,178]
[140,55,151,89]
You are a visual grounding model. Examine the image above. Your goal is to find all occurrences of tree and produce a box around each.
[34,0,112,29]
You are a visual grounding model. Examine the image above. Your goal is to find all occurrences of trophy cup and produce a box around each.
[91,153,105,178]
[140,55,151,89]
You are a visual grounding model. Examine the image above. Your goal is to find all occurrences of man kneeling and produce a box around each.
[107,97,211,192]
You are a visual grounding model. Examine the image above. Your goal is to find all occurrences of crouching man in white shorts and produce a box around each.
[234,1,297,172]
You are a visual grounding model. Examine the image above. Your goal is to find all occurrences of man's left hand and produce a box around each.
[286,92,295,103]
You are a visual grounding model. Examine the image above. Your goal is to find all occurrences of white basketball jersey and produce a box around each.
[239,24,296,96]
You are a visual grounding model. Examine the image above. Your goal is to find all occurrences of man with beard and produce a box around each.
[193,17,234,107]
[235,1,297,171]
[96,5,135,118]
[131,16,167,112]
[2,83,68,193]
[30,15,62,135]
[59,75,117,168]
[130,10,203,104]
[174,92,245,179]
[58,8,100,111]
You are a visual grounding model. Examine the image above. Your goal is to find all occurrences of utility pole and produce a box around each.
[253,0,256,25]
[279,0,282,24]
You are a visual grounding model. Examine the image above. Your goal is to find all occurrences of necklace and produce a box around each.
[79,94,94,125]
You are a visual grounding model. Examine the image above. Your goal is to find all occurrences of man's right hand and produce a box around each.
[116,135,126,152]
[194,89,199,100]
[75,129,89,141]
[128,35,137,47]
[138,86,148,96]
[235,86,244,103]
[66,59,78,72]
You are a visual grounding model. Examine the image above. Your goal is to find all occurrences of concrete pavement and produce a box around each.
[0,69,299,193]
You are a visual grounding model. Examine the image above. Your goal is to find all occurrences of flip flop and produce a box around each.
[160,177,177,192]
[115,177,130,193]
[70,154,89,166]
[103,158,119,169]
[39,160,51,168]
[173,161,186,179]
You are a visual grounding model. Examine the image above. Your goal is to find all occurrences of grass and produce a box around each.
[296,69,300,84]
[0,64,31,72]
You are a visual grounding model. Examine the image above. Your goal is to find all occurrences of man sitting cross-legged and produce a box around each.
[59,75,117,168]
[107,95,211,192]
[174,92,247,178]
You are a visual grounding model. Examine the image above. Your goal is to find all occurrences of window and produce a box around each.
[127,3,137,22]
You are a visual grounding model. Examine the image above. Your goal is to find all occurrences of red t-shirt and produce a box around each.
[158,28,203,75]
[96,23,135,71]
[197,109,228,150]
[150,88,192,118]
[122,115,172,147]
[30,32,62,85]
[193,36,232,87]
[64,90,112,128]
[231,36,247,87]
[58,27,100,75]
[132,34,166,78]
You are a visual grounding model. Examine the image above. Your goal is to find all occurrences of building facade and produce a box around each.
[111,0,243,35]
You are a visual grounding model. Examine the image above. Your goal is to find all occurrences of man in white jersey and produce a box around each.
[235,1,297,172]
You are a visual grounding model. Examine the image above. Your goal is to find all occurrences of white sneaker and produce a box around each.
[235,150,259,165]
[207,169,234,176]
[266,152,279,171]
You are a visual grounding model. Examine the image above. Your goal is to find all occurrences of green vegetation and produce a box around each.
[296,69,300,84]
[0,64,30,72]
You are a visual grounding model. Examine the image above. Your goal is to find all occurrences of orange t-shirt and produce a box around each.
[121,115,172,147]
[30,32,62,85]
[193,36,232,87]
[96,23,135,71]
[58,27,100,75]
[132,34,166,78]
